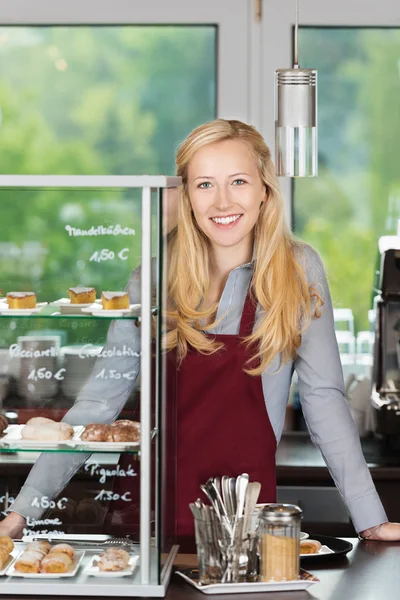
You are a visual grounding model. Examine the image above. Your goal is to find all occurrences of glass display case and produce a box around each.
[0,175,180,596]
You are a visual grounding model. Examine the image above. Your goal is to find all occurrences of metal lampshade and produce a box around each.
[274,0,318,178]
[275,67,317,177]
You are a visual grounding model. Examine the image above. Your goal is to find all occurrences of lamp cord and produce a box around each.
[294,0,299,68]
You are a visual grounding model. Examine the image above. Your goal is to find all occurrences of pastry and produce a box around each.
[40,552,72,573]
[0,545,9,565]
[101,291,130,310]
[26,541,51,556]
[300,539,322,555]
[108,421,140,443]
[97,548,130,572]
[81,423,110,442]
[0,535,14,553]
[81,420,140,443]
[49,543,75,560]
[0,415,8,435]
[68,287,96,304]
[6,292,36,309]
[14,551,41,573]
[21,418,74,441]
[0,550,9,570]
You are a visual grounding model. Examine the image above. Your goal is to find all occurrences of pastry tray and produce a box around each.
[0,425,140,451]
[175,569,319,594]
[0,550,18,577]
[6,550,85,578]
[83,554,139,578]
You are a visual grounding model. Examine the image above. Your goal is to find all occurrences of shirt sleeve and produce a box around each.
[294,245,387,532]
[9,269,143,521]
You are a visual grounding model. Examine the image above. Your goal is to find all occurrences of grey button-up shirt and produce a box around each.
[10,244,387,533]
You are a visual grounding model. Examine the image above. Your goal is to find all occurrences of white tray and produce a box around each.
[0,550,18,576]
[81,303,140,317]
[7,550,85,578]
[84,554,139,578]
[175,570,319,594]
[1,424,84,449]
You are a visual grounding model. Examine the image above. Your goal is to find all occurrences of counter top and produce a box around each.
[4,539,400,599]
[168,538,398,600]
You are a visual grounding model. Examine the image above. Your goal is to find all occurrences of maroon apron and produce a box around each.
[106,286,277,550]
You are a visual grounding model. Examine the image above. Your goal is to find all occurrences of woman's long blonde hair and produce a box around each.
[164,119,322,375]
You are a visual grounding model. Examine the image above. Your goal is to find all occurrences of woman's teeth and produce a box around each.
[211,214,241,224]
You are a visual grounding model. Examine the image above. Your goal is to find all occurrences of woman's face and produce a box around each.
[187,139,266,252]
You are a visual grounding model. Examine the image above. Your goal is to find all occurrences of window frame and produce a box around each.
[3,0,258,125]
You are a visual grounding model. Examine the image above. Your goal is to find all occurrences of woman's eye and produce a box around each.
[198,181,212,189]
[232,179,245,186]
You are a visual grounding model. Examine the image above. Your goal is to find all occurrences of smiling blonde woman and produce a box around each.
[2,119,400,546]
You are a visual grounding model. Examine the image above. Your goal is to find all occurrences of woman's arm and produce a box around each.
[294,245,388,533]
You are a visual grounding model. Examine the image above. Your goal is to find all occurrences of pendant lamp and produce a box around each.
[275,0,317,177]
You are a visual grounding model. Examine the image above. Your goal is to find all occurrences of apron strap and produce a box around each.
[239,284,258,337]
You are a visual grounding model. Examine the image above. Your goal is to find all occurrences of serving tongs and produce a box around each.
[25,535,137,550]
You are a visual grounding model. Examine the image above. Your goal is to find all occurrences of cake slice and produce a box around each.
[101,291,130,310]
[68,286,96,304]
[6,292,36,309]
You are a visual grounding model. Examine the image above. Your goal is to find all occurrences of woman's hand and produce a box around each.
[0,512,26,539]
[360,522,400,541]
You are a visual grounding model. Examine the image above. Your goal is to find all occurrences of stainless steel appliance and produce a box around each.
[371,240,400,446]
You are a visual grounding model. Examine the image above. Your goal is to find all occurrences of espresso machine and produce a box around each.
[371,238,400,447]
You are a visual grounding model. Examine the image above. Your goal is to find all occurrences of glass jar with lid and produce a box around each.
[258,503,302,582]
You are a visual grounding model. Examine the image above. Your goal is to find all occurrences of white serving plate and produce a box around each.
[84,554,139,578]
[68,435,140,451]
[50,298,101,307]
[300,532,309,541]
[0,550,18,577]
[0,303,47,316]
[175,570,319,594]
[300,544,334,557]
[81,303,140,317]
[1,424,84,449]
[7,550,85,578]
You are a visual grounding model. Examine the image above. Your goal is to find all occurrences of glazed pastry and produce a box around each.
[101,291,130,310]
[26,540,51,555]
[81,423,110,442]
[0,415,8,435]
[300,539,322,554]
[6,291,36,309]
[81,420,140,443]
[14,551,41,573]
[0,535,14,553]
[48,543,75,560]
[68,286,96,304]
[109,420,140,443]
[21,418,74,441]
[40,552,72,573]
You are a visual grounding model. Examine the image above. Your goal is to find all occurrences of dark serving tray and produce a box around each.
[300,534,353,562]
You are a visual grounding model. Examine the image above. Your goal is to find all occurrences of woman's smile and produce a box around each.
[210,213,243,228]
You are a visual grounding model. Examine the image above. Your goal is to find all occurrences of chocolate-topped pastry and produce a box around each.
[108,420,140,442]
[0,415,8,434]
[81,423,109,442]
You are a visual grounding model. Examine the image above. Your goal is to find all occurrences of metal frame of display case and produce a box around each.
[0,175,181,597]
